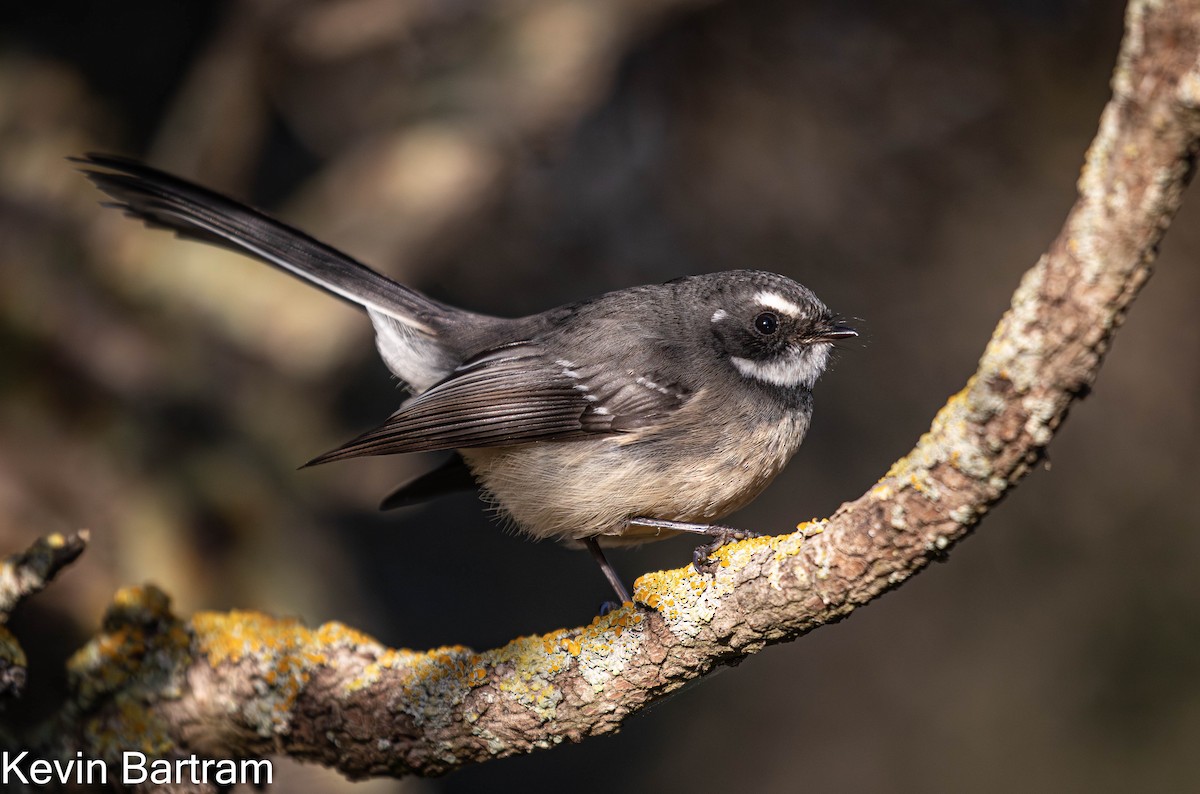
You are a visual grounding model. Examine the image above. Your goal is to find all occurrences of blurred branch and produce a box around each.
[29,0,1200,789]
[0,531,88,621]
[149,0,721,271]
[0,531,88,699]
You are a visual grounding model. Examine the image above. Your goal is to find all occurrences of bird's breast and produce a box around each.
[461,406,812,544]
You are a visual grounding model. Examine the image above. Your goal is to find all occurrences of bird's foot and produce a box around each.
[690,526,763,576]
[624,517,763,578]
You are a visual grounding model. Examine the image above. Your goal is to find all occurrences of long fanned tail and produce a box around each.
[74,153,451,333]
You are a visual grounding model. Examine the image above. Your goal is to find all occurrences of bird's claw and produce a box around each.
[691,527,762,576]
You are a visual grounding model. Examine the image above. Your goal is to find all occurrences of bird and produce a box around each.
[75,153,856,605]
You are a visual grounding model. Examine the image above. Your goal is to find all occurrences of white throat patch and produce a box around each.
[731,343,831,389]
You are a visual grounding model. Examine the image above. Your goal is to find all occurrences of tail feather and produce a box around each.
[74,153,449,334]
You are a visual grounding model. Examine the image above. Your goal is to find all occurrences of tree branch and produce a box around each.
[0,531,89,700]
[38,0,1200,788]
[0,531,88,622]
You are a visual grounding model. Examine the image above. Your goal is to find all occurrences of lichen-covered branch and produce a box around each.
[0,531,89,622]
[0,531,89,700]
[37,0,1200,788]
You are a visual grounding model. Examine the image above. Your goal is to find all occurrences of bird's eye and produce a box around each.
[754,312,779,335]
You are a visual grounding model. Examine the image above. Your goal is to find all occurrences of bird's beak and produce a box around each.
[813,322,858,341]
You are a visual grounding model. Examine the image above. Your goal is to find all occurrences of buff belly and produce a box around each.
[460,412,808,546]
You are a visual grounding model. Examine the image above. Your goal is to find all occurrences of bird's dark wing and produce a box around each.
[307,343,693,464]
[73,153,454,331]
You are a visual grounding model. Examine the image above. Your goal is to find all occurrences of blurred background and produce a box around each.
[2,0,1199,791]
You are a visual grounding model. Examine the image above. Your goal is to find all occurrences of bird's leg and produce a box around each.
[583,536,632,607]
[627,517,764,576]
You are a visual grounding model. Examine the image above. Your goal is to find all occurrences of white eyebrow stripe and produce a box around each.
[711,308,728,323]
[754,290,806,317]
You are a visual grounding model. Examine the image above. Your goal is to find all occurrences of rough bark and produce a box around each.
[12,0,1200,790]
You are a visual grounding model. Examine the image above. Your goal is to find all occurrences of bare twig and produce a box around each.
[39,0,1200,789]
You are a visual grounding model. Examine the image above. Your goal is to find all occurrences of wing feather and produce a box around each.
[307,345,591,463]
[307,343,697,464]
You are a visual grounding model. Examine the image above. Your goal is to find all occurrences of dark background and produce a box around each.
[2,1,1198,792]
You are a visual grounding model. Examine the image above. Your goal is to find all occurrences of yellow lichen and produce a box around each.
[630,525,826,628]
[85,696,175,762]
[63,586,190,762]
[190,611,397,733]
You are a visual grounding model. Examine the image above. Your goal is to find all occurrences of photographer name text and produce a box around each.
[1,750,273,787]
